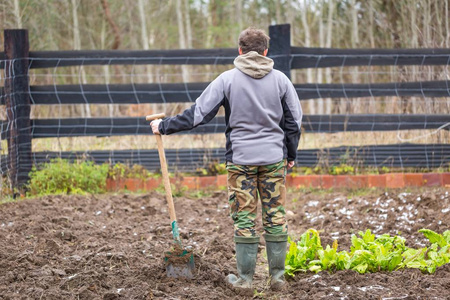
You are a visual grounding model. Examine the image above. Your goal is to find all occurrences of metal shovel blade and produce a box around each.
[164,247,195,279]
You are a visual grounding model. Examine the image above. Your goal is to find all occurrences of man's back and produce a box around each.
[156,50,302,166]
[220,52,299,165]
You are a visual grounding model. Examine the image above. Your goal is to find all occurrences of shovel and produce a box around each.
[146,113,195,279]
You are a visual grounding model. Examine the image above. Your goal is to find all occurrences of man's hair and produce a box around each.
[238,27,270,55]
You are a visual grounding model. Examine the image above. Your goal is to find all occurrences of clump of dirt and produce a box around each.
[0,188,449,299]
[164,243,194,265]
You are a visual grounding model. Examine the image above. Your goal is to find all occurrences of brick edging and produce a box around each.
[105,173,450,192]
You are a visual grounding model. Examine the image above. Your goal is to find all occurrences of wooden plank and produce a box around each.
[291,47,450,69]
[269,24,291,78]
[1,115,448,139]
[3,47,450,70]
[25,82,209,104]
[296,81,450,100]
[4,29,32,192]
[1,80,448,105]
[27,48,237,68]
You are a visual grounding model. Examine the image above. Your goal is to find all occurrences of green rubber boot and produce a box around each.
[226,236,260,290]
[264,234,288,291]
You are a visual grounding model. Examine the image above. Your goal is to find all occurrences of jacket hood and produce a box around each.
[233,51,274,79]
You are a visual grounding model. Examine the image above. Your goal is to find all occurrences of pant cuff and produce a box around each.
[234,235,260,244]
[263,233,288,242]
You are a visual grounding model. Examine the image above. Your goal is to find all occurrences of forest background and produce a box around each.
[0,0,449,153]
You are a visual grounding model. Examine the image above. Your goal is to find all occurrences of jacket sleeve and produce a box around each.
[158,76,225,135]
[281,79,303,162]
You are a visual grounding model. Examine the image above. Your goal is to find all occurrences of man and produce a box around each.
[150,27,302,291]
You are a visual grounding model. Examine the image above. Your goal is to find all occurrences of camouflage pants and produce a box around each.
[227,160,288,237]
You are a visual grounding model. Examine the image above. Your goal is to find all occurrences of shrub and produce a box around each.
[27,158,109,196]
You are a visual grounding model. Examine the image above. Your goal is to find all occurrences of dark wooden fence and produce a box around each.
[1,24,450,191]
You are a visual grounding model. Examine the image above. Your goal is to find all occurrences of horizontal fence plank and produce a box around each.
[22,48,237,68]
[297,81,450,100]
[1,115,449,139]
[1,144,448,173]
[26,82,209,104]
[1,80,448,105]
[3,47,449,69]
[291,47,450,69]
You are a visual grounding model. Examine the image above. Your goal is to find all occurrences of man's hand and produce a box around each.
[287,161,295,169]
[150,119,162,134]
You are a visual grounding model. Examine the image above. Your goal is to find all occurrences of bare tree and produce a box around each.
[446,0,450,48]
[368,0,375,48]
[325,0,334,115]
[275,0,282,24]
[301,0,315,114]
[175,0,189,83]
[100,0,121,50]
[317,0,325,115]
[138,0,154,84]
[235,0,243,33]
[184,0,193,49]
[138,0,149,51]
[286,0,296,83]
[100,0,122,117]
[13,0,22,28]
[71,0,91,117]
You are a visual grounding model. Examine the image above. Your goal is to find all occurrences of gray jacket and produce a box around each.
[159,51,303,165]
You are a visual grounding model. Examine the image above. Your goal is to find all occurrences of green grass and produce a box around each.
[0,196,18,205]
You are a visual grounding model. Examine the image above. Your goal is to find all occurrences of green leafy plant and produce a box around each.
[196,161,227,176]
[329,164,355,175]
[400,229,450,273]
[285,229,450,277]
[27,158,109,196]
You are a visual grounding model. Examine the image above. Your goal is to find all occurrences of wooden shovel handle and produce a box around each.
[155,134,176,223]
[146,113,166,121]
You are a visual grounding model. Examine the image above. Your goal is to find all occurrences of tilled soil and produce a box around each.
[0,188,449,299]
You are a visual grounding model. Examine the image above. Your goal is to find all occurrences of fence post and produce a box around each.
[4,29,32,195]
[269,24,291,79]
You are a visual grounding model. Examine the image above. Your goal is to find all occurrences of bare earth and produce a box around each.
[0,188,449,299]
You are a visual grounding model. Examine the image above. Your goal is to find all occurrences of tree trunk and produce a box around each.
[100,0,121,50]
[175,0,189,83]
[100,0,123,117]
[410,0,418,113]
[286,0,296,83]
[138,0,154,84]
[325,0,334,115]
[446,0,449,48]
[317,1,325,115]
[301,0,314,114]
[422,0,432,113]
[138,0,149,50]
[176,0,186,49]
[275,0,282,24]
[235,0,243,33]
[13,0,22,28]
[368,0,375,48]
[350,0,359,114]
[99,18,113,117]
[71,0,91,117]
[184,0,193,49]
[204,0,217,85]
[350,0,360,46]
[368,0,376,113]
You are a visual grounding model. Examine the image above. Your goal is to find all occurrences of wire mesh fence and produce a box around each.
[1,25,449,193]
